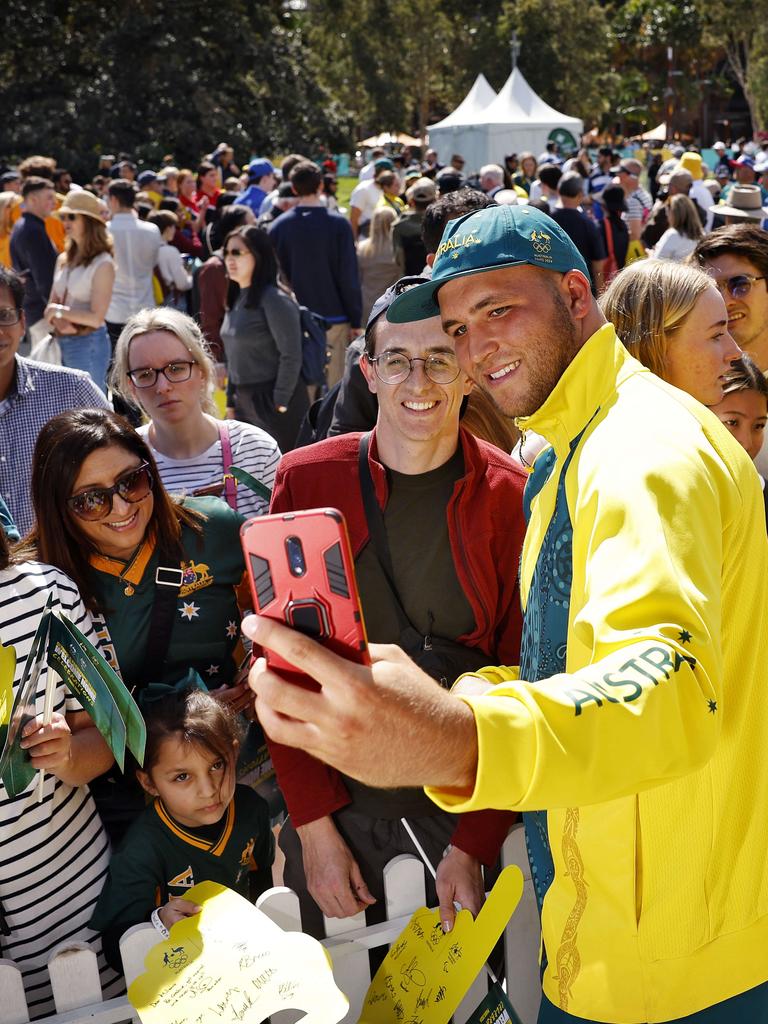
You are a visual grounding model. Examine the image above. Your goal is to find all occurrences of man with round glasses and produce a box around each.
[263,277,528,939]
[0,266,108,534]
[693,223,768,476]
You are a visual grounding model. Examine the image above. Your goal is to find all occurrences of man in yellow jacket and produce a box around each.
[245,205,768,1023]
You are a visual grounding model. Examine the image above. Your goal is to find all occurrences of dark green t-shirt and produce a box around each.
[354,447,475,644]
[349,448,475,818]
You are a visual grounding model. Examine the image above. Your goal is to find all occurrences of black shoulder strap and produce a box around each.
[137,541,184,686]
[357,433,413,634]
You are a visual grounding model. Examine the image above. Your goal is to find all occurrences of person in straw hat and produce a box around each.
[708,183,768,227]
[44,189,115,392]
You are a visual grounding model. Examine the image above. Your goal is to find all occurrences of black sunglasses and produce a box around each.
[61,213,79,222]
[223,246,248,257]
[68,463,153,521]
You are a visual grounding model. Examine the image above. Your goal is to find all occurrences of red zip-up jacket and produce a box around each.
[267,427,528,864]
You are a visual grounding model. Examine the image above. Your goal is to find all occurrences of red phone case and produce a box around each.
[240,508,370,683]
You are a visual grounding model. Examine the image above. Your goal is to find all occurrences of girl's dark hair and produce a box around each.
[210,203,252,252]
[142,687,244,777]
[17,409,202,612]
[721,353,768,400]
[224,224,278,309]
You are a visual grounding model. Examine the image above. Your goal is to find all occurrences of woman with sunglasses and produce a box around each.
[221,225,308,452]
[43,190,114,393]
[0,524,124,1015]
[600,260,741,406]
[23,408,252,839]
[110,308,279,517]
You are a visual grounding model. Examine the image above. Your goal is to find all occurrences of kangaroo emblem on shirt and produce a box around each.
[178,560,214,597]
[168,865,195,889]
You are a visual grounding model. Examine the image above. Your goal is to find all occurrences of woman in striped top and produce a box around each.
[0,527,123,1017]
[110,308,280,518]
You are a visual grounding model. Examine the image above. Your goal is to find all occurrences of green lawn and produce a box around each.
[336,175,357,214]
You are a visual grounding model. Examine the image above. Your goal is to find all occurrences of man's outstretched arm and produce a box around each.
[243,615,479,792]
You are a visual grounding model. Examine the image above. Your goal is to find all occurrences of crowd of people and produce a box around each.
[1,134,768,1024]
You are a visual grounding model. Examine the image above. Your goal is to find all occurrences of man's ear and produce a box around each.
[562,270,593,321]
[359,352,378,396]
[426,253,436,268]
[136,769,158,797]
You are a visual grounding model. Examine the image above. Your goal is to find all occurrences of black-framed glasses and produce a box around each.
[711,274,767,299]
[127,360,196,388]
[367,351,461,385]
[0,307,21,326]
[68,463,153,521]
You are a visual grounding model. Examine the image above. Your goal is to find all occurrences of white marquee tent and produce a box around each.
[428,67,584,173]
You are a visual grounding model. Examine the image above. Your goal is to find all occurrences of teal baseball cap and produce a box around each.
[386,203,590,323]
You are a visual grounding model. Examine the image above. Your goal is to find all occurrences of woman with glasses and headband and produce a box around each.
[600,260,741,406]
[110,307,279,518]
[0,524,124,1017]
[221,224,308,452]
[42,190,115,393]
[22,408,253,839]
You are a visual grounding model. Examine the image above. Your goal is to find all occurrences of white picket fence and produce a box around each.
[1,825,541,1024]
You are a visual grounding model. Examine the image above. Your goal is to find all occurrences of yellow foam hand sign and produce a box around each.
[360,865,524,1024]
[0,642,15,729]
[128,881,348,1024]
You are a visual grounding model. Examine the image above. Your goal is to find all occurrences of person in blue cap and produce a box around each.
[247,203,768,1023]
[237,158,277,217]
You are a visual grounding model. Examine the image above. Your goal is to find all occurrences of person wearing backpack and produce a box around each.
[268,160,362,389]
[216,225,307,452]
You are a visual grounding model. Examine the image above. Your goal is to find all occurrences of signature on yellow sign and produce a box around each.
[360,865,524,1024]
[128,881,348,1024]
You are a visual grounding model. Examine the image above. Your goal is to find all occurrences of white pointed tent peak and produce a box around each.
[477,67,581,126]
[428,73,498,130]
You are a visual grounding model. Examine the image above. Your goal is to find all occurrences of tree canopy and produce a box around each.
[0,0,762,178]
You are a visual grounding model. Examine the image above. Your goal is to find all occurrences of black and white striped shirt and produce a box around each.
[0,562,124,1017]
[138,419,280,517]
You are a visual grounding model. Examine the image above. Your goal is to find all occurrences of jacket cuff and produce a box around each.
[426,692,534,814]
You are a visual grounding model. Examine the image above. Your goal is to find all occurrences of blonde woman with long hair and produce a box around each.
[600,259,740,405]
[652,193,704,262]
[357,206,400,322]
[0,191,22,268]
[43,190,114,392]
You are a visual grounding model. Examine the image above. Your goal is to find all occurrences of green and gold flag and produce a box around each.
[0,598,52,796]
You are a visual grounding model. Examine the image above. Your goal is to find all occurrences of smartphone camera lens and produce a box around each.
[285,535,306,577]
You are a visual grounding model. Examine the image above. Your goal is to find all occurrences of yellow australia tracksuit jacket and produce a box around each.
[428,324,768,1022]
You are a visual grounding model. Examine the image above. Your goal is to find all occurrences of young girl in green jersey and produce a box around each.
[90,685,274,970]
